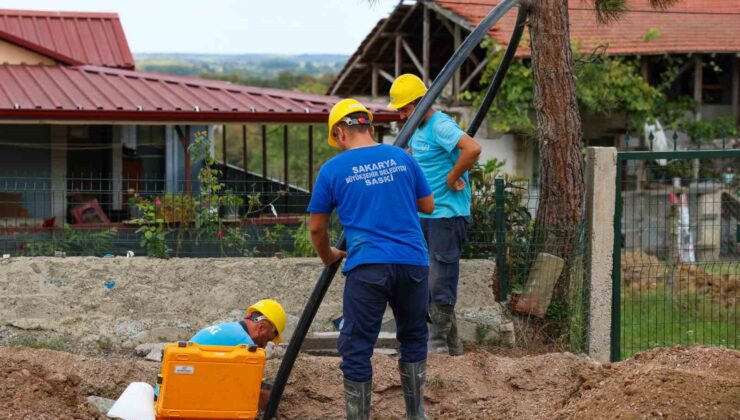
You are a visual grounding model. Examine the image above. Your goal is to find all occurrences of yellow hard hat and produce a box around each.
[327,98,373,147]
[247,299,287,344]
[388,74,428,109]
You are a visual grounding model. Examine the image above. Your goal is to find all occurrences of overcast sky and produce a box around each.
[3,0,400,55]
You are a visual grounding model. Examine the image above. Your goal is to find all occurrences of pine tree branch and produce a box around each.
[593,0,682,25]
[593,0,628,24]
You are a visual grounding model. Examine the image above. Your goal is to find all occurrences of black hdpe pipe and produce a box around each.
[262,0,524,418]
[467,4,528,137]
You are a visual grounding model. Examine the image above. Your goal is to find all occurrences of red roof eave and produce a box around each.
[0,109,400,124]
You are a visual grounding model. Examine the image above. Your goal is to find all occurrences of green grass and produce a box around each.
[701,261,740,276]
[620,286,739,359]
[9,335,72,352]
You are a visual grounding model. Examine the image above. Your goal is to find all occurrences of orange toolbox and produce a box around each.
[155,341,266,420]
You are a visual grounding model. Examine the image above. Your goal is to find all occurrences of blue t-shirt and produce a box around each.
[189,321,255,346]
[409,111,471,218]
[307,144,432,273]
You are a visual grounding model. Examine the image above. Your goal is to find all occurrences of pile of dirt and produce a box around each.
[558,346,740,419]
[0,346,158,419]
[1,345,737,419]
[621,251,739,307]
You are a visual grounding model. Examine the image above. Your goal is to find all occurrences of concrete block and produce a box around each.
[515,253,565,318]
[457,305,514,346]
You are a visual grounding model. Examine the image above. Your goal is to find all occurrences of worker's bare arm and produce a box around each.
[416,194,434,214]
[446,134,481,191]
[309,213,346,266]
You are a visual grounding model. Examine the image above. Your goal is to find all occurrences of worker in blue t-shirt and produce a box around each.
[388,74,482,356]
[154,299,286,405]
[308,98,434,420]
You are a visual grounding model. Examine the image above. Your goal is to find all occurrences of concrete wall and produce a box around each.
[0,257,500,352]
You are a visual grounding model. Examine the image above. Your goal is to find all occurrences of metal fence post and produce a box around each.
[495,176,508,302]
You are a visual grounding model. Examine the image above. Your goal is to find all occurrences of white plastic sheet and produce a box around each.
[107,382,156,420]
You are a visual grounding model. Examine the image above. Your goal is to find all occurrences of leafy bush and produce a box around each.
[464,159,533,291]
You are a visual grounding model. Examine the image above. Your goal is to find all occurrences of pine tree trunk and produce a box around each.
[528,0,585,314]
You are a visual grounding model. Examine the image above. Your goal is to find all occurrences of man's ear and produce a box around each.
[335,126,344,144]
[369,125,376,138]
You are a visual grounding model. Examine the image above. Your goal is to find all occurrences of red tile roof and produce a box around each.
[0,65,398,123]
[436,0,740,56]
[0,9,134,69]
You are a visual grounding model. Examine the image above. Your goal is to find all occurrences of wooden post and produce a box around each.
[376,126,385,144]
[693,56,702,182]
[283,125,289,214]
[283,125,289,189]
[242,125,248,178]
[732,55,739,124]
[261,125,267,179]
[395,35,402,77]
[694,55,703,121]
[453,24,462,99]
[308,125,314,192]
[222,124,227,179]
[184,126,191,194]
[422,2,430,84]
[372,65,379,98]
[641,57,650,82]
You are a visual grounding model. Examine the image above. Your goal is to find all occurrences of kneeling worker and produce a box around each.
[190,298,286,348]
[110,300,287,420]
[156,299,286,407]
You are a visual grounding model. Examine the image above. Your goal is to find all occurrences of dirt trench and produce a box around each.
[1,345,738,419]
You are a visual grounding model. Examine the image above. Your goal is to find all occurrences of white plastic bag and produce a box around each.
[107,382,156,420]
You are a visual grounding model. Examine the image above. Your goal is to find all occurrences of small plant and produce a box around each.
[134,196,170,258]
[291,221,315,257]
[426,376,445,390]
[223,226,258,257]
[10,335,71,351]
[220,192,245,219]
[475,324,491,345]
[96,336,113,352]
[259,224,289,254]
[23,225,117,256]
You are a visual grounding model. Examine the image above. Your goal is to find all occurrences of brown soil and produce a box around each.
[0,346,158,419]
[2,345,737,420]
[621,251,739,307]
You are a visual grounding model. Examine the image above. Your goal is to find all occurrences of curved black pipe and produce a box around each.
[262,234,346,420]
[468,3,528,138]
[263,0,523,418]
[393,0,522,149]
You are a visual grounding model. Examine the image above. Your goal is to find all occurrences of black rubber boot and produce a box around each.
[446,306,464,356]
[343,378,371,420]
[429,303,463,356]
[428,302,450,354]
[399,360,428,420]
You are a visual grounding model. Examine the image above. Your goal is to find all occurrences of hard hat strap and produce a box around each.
[340,116,372,126]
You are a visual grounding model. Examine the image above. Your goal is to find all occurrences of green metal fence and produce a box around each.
[612,149,740,361]
[465,171,589,353]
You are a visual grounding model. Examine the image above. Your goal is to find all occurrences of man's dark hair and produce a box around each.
[335,111,372,137]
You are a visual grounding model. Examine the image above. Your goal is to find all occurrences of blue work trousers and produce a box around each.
[420,216,470,306]
[338,264,429,382]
